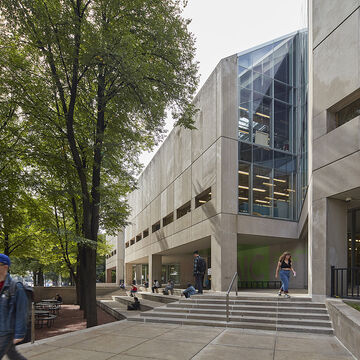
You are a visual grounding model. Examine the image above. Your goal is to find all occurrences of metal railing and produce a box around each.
[331,266,360,299]
[226,272,238,322]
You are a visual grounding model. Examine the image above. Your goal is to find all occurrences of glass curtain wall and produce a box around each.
[238,31,308,220]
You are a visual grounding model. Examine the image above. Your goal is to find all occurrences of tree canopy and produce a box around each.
[0,0,198,327]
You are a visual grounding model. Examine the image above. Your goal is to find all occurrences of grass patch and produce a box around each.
[345,302,360,312]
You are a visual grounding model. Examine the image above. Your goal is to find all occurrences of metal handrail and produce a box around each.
[226,272,238,322]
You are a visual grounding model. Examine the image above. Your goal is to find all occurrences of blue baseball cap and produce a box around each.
[0,254,10,266]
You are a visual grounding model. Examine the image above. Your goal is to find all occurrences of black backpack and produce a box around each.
[198,257,207,274]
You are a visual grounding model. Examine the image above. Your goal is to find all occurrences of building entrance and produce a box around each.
[348,209,360,268]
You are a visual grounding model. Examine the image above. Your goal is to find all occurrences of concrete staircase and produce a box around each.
[128,294,334,335]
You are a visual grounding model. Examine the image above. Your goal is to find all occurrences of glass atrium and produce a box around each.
[237,31,308,220]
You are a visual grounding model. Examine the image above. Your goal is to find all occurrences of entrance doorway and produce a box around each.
[348,209,360,267]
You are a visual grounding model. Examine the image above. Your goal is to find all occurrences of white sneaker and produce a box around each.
[284,294,290,299]
[278,291,282,296]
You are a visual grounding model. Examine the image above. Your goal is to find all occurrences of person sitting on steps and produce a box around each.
[151,280,160,293]
[127,297,141,310]
[163,280,174,295]
[181,283,196,298]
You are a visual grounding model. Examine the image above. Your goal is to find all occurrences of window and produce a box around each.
[335,97,360,128]
[177,201,191,219]
[136,234,142,242]
[152,221,160,233]
[125,242,129,248]
[253,166,272,217]
[238,162,250,213]
[143,228,149,238]
[274,101,291,151]
[130,238,135,245]
[161,264,180,284]
[195,188,212,208]
[163,212,174,227]
[253,93,271,147]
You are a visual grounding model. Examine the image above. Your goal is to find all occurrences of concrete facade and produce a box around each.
[114,33,309,292]
[105,232,125,284]
[308,0,360,300]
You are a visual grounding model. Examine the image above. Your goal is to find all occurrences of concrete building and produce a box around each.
[308,0,360,300]
[113,30,309,292]
[105,232,125,284]
[106,1,360,299]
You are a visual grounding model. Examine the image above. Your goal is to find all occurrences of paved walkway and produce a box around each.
[16,320,356,360]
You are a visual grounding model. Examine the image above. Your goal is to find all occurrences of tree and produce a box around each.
[1,0,198,327]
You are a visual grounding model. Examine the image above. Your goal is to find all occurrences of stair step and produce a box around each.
[178,299,326,308]
[198,296,312,302]
[140,311,332,328]
[167,303,328,313]
[156,307,330,320]
[129,316,333,335]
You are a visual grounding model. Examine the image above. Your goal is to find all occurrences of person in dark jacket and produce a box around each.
[193,250,205,294]
[127,297,141,310]
[0,254,28,359]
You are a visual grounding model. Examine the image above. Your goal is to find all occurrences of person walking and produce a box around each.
[193,251,206,294]
[275,251,296,298]
[0,254,28,360]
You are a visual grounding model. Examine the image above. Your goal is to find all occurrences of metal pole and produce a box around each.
[226,293,229,322]
[31,302,35,344]
[235,274,238,296]
[330,266,335,297]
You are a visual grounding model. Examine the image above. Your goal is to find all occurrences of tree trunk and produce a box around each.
[4,234,9,256]
[38,269,44,286]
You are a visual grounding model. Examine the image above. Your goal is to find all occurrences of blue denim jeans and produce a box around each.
[0,334,27,359]
[280,269,290,293]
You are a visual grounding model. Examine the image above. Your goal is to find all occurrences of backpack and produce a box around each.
[9,280,34,343]
[198,257,207,274]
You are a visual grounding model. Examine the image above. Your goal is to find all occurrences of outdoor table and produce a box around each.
[34,310,50,316]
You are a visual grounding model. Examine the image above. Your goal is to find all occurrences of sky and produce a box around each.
[139,0,308,168]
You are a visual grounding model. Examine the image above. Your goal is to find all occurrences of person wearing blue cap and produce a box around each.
[0,254,28,359]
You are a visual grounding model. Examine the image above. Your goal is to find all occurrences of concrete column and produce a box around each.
[310,198,347,300]
[125,263,133,285]
[135,264,142,285]
[210,216,237,291]
[149,254,162,287]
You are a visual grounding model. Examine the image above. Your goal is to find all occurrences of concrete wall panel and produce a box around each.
[312,0,359,48]
[313,10,360,117]
[313,116,360,170]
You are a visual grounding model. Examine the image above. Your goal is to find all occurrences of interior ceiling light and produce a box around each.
[265,197,274,200]
[239,130,249,134]
[239,106,249,111]
[253,188,266,192]
[238,185,249,189]
[263,182,274,186]
[238,170,249,175]
[274,192,289,197]
[198,200,207,203]
[256,175,270,180]
[287,189,295,192]
[255,199,269,204]
[274,178,286,183]
[238,197,248,200]
[255,112,270,119]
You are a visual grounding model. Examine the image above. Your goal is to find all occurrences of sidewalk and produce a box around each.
[17,320,356,360]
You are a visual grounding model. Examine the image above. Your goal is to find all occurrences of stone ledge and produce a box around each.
[326,299,360,359]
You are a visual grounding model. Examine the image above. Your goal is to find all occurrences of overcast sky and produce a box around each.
[139,0,307,168]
